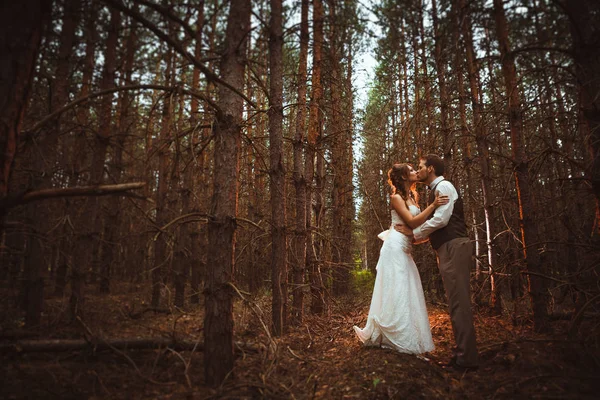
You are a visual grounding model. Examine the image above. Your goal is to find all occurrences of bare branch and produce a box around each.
[23,84,219,135]
[511,45,573,58]
[0,182,146,212]
[101,0,257,109]
[135,0,197,39]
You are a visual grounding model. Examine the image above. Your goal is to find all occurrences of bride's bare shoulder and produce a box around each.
[390,194,408,209]
[390,193,403,202]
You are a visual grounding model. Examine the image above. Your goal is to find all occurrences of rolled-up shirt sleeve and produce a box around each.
[413,181,457,241]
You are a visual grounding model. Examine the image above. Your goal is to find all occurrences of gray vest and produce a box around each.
[428,180,468,250]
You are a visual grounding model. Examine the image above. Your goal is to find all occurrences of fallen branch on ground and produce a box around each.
[0,337,260,354]
[127,307,173,319]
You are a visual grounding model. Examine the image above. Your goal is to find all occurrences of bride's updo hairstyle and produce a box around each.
[387,163,418,202]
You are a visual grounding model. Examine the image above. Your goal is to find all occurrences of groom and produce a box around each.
[396,154,479,371]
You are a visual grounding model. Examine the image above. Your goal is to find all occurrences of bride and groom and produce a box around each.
[354,154,479,371]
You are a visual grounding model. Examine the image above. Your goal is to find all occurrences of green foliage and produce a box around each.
[351,264,375,294]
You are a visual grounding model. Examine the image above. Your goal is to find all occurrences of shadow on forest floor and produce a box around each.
[1,283,599,399]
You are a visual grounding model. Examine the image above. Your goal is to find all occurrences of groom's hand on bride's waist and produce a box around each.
[394,224,413,237]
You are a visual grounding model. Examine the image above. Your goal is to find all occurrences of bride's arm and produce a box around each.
[391,193,449,229]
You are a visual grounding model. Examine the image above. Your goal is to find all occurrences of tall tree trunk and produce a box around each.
[69,0,97,321]
[461,0,501,312]
[27,0,80,318]
[152,45,174,308]
[532,0,573,286]
[269,0,287,336]
[102,11,137,294]
[307,0,325,315]
[44,0,81,179]
[493,0,548,330]
[564,0,600,235]
[172,85,187,309]
[189,0,208,305]
[451,0,471,209]
[204,0,250,387]
[417,0,434,151]
[342,42,355,295]
[329,0,347,296]
[21,0,77,317]
[245,82,262,295]
[142,60,163,286]
[431,0,452,175]
[0,0,52,327]
[401,19,410,153]
[291,0,309,325]
[86,7,121,288]
[0,0,50,200]
[314,128,326,304]
[411,19,421,146]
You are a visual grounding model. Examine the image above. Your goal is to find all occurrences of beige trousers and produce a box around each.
[436,237,479,367]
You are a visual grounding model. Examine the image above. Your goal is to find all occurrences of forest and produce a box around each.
[1,0,599,398]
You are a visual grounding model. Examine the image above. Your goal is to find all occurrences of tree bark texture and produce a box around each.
[0,0,50,201]
[152,40,174,308]
[564,0,600,234]
[329,0,353,296]
[102,11,137,295]
[189,1,208,305]
[25,0,81,321]
[291,0,309,326]
[460,0,501,312]
[74,6,120,307]
[68,1,98,322]
[431,0,452,175]
[307,0,326,315]
[204,0,250,387]
[269,0,287,336]
[0,0,51,328]
[493,0,548,330]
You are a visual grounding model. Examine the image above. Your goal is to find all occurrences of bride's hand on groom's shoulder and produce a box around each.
[434,193,450,208]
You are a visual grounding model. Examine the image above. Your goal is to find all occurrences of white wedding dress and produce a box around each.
[353,206,435,354]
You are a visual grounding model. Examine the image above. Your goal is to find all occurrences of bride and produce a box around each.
[354,163,448,354]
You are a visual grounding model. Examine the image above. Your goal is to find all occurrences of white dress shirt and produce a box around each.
[413,176,458,241]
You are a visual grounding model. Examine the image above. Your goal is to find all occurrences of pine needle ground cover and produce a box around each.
[1,282,599,399]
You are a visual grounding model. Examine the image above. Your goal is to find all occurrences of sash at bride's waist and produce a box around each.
[377,228,390,241]
[377,225,413,254]
[377,223,403,241]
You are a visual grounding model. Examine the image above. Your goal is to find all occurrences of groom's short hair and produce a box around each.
[421,154,445,176]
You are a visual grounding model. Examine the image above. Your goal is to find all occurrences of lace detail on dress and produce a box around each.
[377,206,419,254]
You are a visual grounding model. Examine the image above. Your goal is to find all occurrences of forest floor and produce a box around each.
[1,282,599,399]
